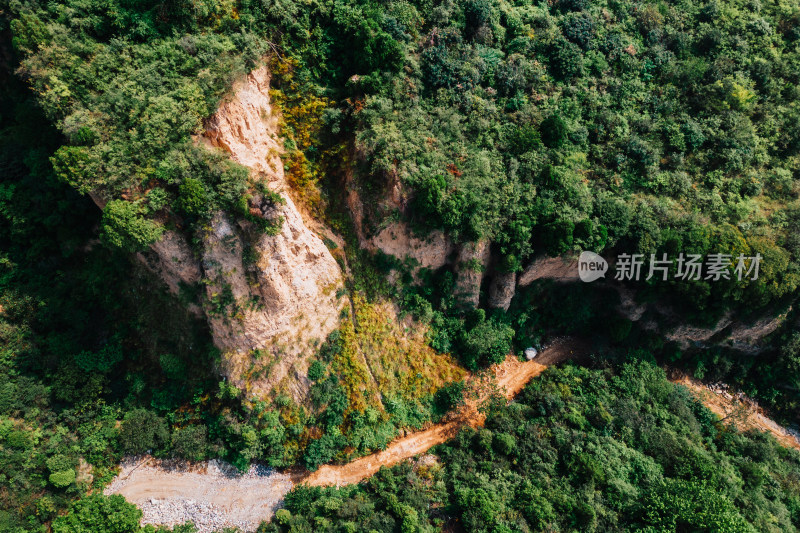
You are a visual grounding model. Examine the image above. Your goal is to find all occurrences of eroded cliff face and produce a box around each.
[202,66,344,400]
[138,66,345,401]
[346,173,494,305]
[345,174,456,273]
[137,230,203,302]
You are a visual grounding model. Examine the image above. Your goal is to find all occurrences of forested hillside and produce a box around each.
[10,0,800,310]
[265,363,800,532]
[3,0,800,531]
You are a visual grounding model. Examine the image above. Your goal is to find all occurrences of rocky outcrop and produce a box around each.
[615,285,647,322]
[369,222,454,271]
[488,271,517,311]
[726,308,791,352]
[664,314,734,349]
[454,241,491,307]
[518,255,579,286]
[345,174,455,274]
[662,308,790,354]
[137,65,344,401]
[200,66,344,400]
[137,230,202,302]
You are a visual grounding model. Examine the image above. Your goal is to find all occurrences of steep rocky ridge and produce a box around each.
[129,66,345,401]
[125,65,473,403]
[129,63,787,403]
[197,66,344,400]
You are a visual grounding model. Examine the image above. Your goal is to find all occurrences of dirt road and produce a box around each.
[107,342,800,533]
[107,339,579,531]
[304,337,580,486]
[673,374,800,451]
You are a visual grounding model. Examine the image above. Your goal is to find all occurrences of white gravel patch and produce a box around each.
[105,457,295,532]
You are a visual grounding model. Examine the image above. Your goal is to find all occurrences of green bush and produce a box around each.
[49,469,76,488]
[541,219,575,255]
[176,177,210,220]
[73,344,123,373]
[459,318,514,369]
[548,38,584,79]
[100,200,163,252]
[118,409,169,455]
[540,114,569,149]
[170,425,209,462]
[433,380,466,414]
[52,495,141,533]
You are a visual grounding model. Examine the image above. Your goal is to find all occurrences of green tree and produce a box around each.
[176,177,210,219]
[52,495,142,533]
[49,469,77,488]
[460,318,514,369]
[118,409,169,455]
[548,39,584,80]
[100,200,163,252]
[50,146,95,194]
[541,114,569,149]
[433,379,466,414]
[541,219,575,255]
[170,425,209,462]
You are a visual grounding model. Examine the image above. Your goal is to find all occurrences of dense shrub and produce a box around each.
[118,409,169,455]
[99,201,164,252]
[458,318,515,369]
[170,425,210,462]
[52,495,141,533]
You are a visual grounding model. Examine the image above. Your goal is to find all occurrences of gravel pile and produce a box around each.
[137,497,231,532]
[106,458,295,533]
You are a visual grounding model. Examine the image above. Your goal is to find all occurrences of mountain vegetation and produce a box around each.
[265,362,800,532]
[3,0,800,530]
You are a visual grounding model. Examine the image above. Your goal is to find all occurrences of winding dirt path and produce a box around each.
[108,340,800,533]
[107,339,581,531]
[304,337,581,486]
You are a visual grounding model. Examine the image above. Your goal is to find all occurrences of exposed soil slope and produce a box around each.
[199,66,345,401]
[673,374,800,450]
[119,65,346,403]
